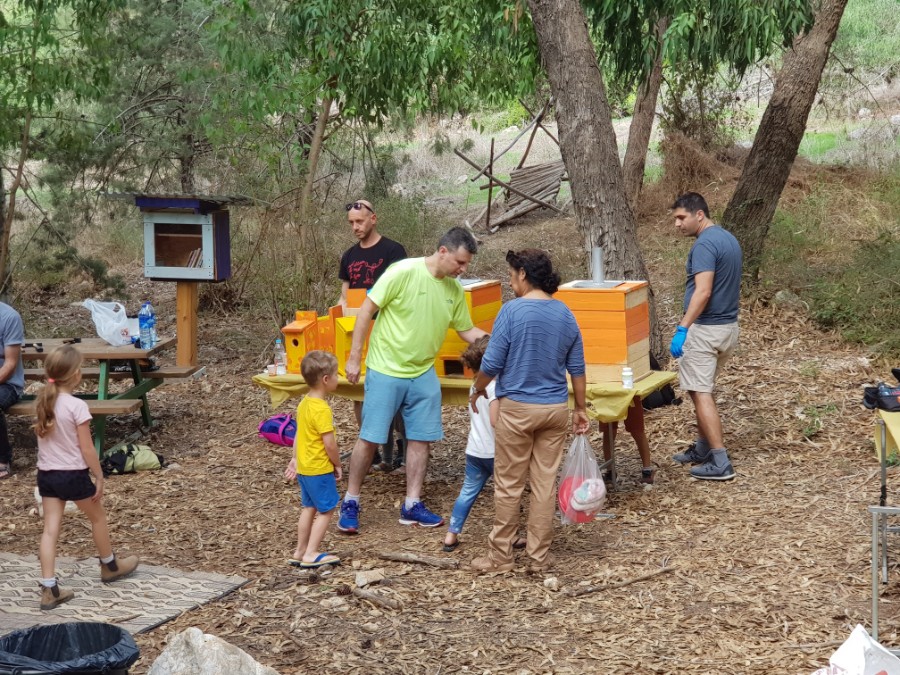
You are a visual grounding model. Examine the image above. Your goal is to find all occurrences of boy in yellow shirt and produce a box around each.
[287,351,342,568]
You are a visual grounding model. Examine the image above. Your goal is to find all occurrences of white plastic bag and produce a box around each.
[810,624,900,675]
[558,434,606,525]
[82,299,131,346]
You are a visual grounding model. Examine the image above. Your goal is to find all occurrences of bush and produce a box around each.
[660,68,750,154]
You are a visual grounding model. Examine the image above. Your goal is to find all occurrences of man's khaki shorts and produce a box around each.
[678,322,739,393]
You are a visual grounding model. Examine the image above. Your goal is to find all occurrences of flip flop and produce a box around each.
[287,558,304,567]
[513,537,527,549]
[442,539,460,552]
[299,553,341,568]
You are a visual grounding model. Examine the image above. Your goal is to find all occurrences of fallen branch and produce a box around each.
[352,587,402,610]
[567,566,676,597]
[378,551,459,569]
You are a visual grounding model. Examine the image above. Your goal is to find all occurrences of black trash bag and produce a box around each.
[642,353,681,411]
[0,622,139,675]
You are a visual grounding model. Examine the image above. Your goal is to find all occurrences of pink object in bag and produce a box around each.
[258,413,297,446]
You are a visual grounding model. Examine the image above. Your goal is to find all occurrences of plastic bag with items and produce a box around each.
[82,299,131,347]
[558,434,606,525]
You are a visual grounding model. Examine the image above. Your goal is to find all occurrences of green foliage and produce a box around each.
[831,0,900,71]
[765,175,900,359]
[228,0,541,125]
[808,230,900,354]
[586,0,814,88]
[660,68,750,151]
[0,0,124,149]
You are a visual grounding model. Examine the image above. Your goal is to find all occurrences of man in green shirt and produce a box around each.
[338,228,488,532]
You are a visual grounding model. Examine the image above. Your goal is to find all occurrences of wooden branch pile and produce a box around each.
[506,161,566,210]
[457,100,569,233]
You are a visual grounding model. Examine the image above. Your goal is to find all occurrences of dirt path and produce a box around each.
[0,213,887,674]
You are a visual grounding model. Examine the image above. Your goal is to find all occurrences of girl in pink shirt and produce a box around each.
[34,345,139,610]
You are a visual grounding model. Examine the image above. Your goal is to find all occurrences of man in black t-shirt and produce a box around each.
[339,199,407,309]
[339,200,407,471]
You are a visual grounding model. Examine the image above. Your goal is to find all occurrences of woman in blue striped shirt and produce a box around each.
[469,249,589,573]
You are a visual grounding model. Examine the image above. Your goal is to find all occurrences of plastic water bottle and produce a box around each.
[138,302,153,349]
[622,367,634,389]
[146,301,158,346]
[274,339,287,376]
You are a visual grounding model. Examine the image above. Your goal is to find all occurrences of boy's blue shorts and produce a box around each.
[360,366,443,444]
[297,472,339,513]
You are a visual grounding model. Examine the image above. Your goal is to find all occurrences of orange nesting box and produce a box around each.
[435,279,502,378]
[555,280,650,383]
[282,311,321,374]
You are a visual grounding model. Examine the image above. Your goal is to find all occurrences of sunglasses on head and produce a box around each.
[345,202,374,214]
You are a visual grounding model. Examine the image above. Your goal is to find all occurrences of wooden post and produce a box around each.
[176,281,199,366]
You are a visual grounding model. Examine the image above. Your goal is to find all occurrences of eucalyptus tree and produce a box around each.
[586,0,813,207]
[0,0,122,289]
[722,0,850,284]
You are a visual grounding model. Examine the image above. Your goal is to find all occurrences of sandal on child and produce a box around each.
[442,539,460,553]
[299,553,340,568]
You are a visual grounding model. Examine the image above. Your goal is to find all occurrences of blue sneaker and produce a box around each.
[399,501,444,528]
[337,500,360,533]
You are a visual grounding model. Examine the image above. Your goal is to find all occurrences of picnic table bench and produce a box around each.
[12,337,202,453]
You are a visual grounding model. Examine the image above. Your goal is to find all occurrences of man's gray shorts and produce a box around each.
[679,323,739,393]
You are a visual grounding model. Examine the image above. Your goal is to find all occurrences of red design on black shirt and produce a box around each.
[347,259,385,287]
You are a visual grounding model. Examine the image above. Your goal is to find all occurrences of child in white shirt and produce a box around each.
[443,337,509,552]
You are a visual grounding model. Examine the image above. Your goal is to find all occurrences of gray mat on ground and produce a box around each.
[0,552,247,636]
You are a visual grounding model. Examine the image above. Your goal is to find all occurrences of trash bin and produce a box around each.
[0,622,140,675]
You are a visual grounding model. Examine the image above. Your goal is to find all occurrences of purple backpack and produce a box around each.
[258,413,297,446]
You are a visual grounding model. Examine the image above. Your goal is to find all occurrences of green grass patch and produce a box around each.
[798,132,839,160]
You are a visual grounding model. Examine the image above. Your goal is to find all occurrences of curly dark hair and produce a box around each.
[505,248,561,295]
[460,335,490,373]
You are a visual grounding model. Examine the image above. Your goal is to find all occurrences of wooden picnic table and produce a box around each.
[12,336,199,454]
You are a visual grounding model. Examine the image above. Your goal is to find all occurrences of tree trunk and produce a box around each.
[179,131,196,193]
[525,0,664,360]
[622,17,667,210]
[722,0,849,284]
[298,96,333,228]
[0,109,33,293]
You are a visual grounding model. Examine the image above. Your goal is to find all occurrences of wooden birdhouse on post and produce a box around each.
[108,192,254,367]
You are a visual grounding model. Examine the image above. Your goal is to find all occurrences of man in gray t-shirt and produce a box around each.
[669,192,742,481]
[0,302,25,479]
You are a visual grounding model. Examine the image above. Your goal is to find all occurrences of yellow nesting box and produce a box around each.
[334,316,374,377]
[435,280,502,378]
[555,280,650,383]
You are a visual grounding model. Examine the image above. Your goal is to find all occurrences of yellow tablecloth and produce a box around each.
[876,410,900,460]
[584,370,677,423]
[252,369,677,424]
[252,373,473,408]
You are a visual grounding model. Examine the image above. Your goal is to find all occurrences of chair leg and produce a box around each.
[873,510,880,642]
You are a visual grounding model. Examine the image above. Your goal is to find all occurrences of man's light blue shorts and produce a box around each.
[360,367,442,444]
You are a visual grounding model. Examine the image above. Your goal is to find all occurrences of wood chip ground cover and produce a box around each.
[0,213,893,675]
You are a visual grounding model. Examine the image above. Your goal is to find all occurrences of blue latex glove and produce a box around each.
[670,326,689,358]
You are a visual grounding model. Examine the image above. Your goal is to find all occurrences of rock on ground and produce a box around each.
[148,627,280,675]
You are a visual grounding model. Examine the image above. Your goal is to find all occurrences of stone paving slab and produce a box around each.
[0,552,247,636]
